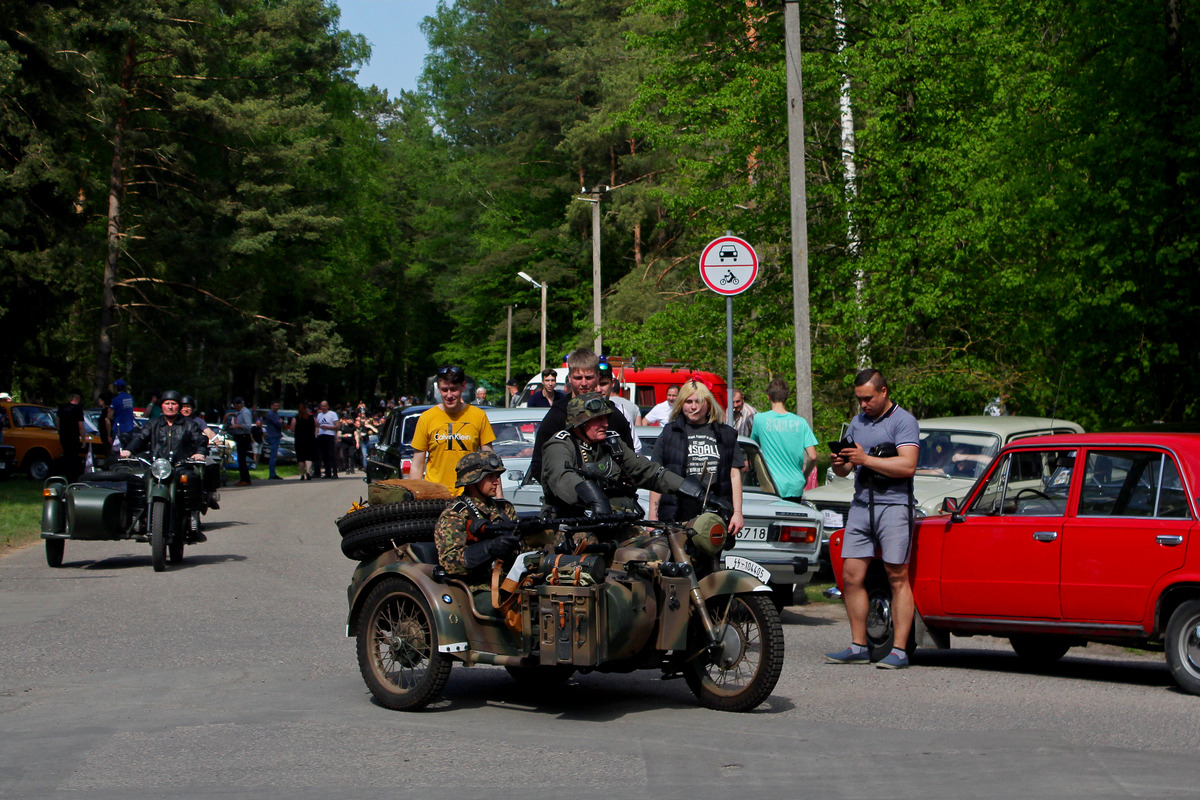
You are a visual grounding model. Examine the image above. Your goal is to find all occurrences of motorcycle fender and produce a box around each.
[697,569,772,600]
[41,483,68,536]
[345,558,469,652]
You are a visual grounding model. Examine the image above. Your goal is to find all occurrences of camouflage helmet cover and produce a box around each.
[454,450,506,488]
[566,392,613,429]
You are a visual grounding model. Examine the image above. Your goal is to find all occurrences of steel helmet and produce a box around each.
[566,392,612,429]
[160,390,182,403]
[454,451,506,488]
[180,395,196,407]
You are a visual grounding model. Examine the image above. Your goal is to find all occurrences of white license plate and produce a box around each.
[736,526,768,541]
[724,555,771,584]
[822,510,845,530]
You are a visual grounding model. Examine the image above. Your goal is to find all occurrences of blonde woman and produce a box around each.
[647,378,744,535]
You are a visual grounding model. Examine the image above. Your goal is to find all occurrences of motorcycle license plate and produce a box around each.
[736,526,768,541]
[724,555,771,585]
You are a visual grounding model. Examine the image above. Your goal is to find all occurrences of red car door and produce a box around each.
[1061,448,1192,622]
[940,448,1073,619]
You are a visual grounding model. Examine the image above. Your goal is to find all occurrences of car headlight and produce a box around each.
[151,458,173,480]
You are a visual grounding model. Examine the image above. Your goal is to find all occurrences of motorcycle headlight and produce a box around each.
[687,512,727,557]
[151,458,173,480]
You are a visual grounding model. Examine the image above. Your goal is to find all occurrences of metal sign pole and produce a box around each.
[726,295,734,420]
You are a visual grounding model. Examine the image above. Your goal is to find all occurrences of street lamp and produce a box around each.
[576,185,609,354]
[517,271,547,369]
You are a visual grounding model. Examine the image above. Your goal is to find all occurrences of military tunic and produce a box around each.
[433,494,519,589]
[541,429,686,518]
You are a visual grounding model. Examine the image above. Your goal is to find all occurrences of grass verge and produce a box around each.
[0,477,45,551]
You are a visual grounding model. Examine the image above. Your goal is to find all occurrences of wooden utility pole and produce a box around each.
[784,0,813,423]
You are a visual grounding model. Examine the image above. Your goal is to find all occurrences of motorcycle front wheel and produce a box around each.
[149,501,167,572]
[683,593,784,712]
[356,576,452,711]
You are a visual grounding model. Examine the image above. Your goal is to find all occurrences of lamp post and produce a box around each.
[505,304,513,386]
[517,272,547,368]
[576,185,608,354]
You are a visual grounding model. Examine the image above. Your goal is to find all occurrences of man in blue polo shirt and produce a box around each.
[825,368,919,669]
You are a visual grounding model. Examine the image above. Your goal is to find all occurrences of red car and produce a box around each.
[829,432,1200,694]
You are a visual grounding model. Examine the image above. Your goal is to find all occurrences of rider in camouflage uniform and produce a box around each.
[541,393,706,532]
[433,451,523,591]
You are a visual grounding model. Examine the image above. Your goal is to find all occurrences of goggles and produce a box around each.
[583,397,609,414]
[436,365,466,383]
[477,451,505,471]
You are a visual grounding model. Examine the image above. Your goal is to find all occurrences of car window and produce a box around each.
[915,429,1000,479]
[1078,450,1191,519]
[968,449,1074,517]
[14,406,57,428]
[738,442,778,495]
[400,415,419,448]
[490,420,540,459]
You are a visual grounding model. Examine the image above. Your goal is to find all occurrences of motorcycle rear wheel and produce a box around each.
[149,501,167,572]
[683,593,784,712]
[356,576,452,711]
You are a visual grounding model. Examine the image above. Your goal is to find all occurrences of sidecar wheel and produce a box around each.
[356,577,452,710]
[45,539,64,568]
[683,593,784,712]
[149,501,167,572]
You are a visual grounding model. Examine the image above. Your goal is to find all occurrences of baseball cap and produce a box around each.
[113,379,127,388]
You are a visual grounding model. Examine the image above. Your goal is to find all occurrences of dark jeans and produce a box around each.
[266,436,281,476]
[234,434,253,483]
[317,435,337,478]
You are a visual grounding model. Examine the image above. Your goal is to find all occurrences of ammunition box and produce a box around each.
[538,584,607,667]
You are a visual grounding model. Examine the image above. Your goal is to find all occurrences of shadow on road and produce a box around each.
[912,646,1172,690]
[69,552,249,571]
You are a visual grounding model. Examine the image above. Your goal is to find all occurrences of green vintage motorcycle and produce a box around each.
[41,455,207,571]
[342,504,785,712]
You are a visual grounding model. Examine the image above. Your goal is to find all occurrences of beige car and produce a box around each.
[0,401,63,480]
[805,415,1084,557]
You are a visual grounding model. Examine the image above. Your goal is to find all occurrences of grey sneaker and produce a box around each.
[825,647,870,665]
[876,651,909,669]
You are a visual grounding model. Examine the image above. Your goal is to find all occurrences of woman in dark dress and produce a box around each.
[294,403,318,480]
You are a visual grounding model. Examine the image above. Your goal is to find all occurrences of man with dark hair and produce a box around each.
[263,400,288,480]
[526,349,637,485]
[56,389,86,481]
[528,368,562,408]
[749,380,817,503]
[410,365,497,495]
[826,368,920,669]
[505,378,520,408]
[227,397,254,486]
[731,389,757,437]
[641,384,681,427]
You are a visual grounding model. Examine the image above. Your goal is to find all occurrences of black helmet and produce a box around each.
[180,395,195,407]
[160,390,182,403]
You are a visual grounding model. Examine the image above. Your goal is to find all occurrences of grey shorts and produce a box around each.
[841,501,913,564]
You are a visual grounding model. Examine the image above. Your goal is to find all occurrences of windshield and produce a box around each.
[490,420,541,459]
[914,429,1001,479]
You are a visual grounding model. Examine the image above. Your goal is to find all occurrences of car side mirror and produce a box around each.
[506,469,524,483]
[942,496,965,523]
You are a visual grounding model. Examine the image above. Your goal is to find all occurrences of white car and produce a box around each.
[481,407,549,495]
[502,418,824,609]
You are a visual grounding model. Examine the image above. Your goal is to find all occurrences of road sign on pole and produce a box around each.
[699,235,758,296]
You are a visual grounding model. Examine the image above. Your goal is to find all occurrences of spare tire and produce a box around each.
[336,499,450,537]
[340,518,440,562]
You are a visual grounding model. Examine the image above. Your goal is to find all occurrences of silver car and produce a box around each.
[503,418,823,609]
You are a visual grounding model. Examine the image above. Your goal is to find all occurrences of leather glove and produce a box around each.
[677,475,705,501]
[707,495,735,518]
[466,518,517,541]
[574,480,612,517]
[463,534,522,569]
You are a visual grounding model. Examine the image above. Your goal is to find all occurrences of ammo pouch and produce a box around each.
[538,582,607,666]
[539,553,606,586]
[860,443,901,492]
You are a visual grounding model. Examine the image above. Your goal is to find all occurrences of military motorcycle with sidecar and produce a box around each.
[342,503,785,712]
[41,455,208,571]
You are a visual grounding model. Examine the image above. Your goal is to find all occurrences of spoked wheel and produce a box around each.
[683,593,784,712]
[45,539,65,568]
[1165,600,1200,695]
[356,577,452,710]
[149,501,167,572]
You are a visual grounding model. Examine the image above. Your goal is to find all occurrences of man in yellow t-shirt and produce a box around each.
[410,365,498,495]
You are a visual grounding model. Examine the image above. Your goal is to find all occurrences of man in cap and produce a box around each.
[540,392,708,523]
[433,451,524,595]
[505,378,520,407]
[111,379,135,451]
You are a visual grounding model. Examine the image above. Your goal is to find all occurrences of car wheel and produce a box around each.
[45,539,64,568]
[356,576,452,710]
[27,454,51,481]
[1009,634,1071,665]
[1165,600,1200,695]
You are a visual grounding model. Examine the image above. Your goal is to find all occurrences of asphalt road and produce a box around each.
[1,478,1197,799]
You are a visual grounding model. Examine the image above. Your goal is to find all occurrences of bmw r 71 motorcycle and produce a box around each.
[341,503,785,712]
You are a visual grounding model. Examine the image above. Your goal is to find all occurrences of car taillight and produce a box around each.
[402,459,411,475]
[778,524,817,544]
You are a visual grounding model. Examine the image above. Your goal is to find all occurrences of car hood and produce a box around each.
[806,474,976,516]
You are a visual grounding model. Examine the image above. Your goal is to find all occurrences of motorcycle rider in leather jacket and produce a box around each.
[120,391,208,463]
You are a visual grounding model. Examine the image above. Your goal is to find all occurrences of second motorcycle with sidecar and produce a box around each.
[341,503,785,712]
[40,454,211,571]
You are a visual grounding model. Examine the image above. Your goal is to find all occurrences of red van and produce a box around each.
[614,365,727,411]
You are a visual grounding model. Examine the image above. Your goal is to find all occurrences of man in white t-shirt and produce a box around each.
[640,384,680,427]
[597,366,642,454]
[316,400,339,479]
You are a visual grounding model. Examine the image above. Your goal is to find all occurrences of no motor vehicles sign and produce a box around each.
[699,235,758,296]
